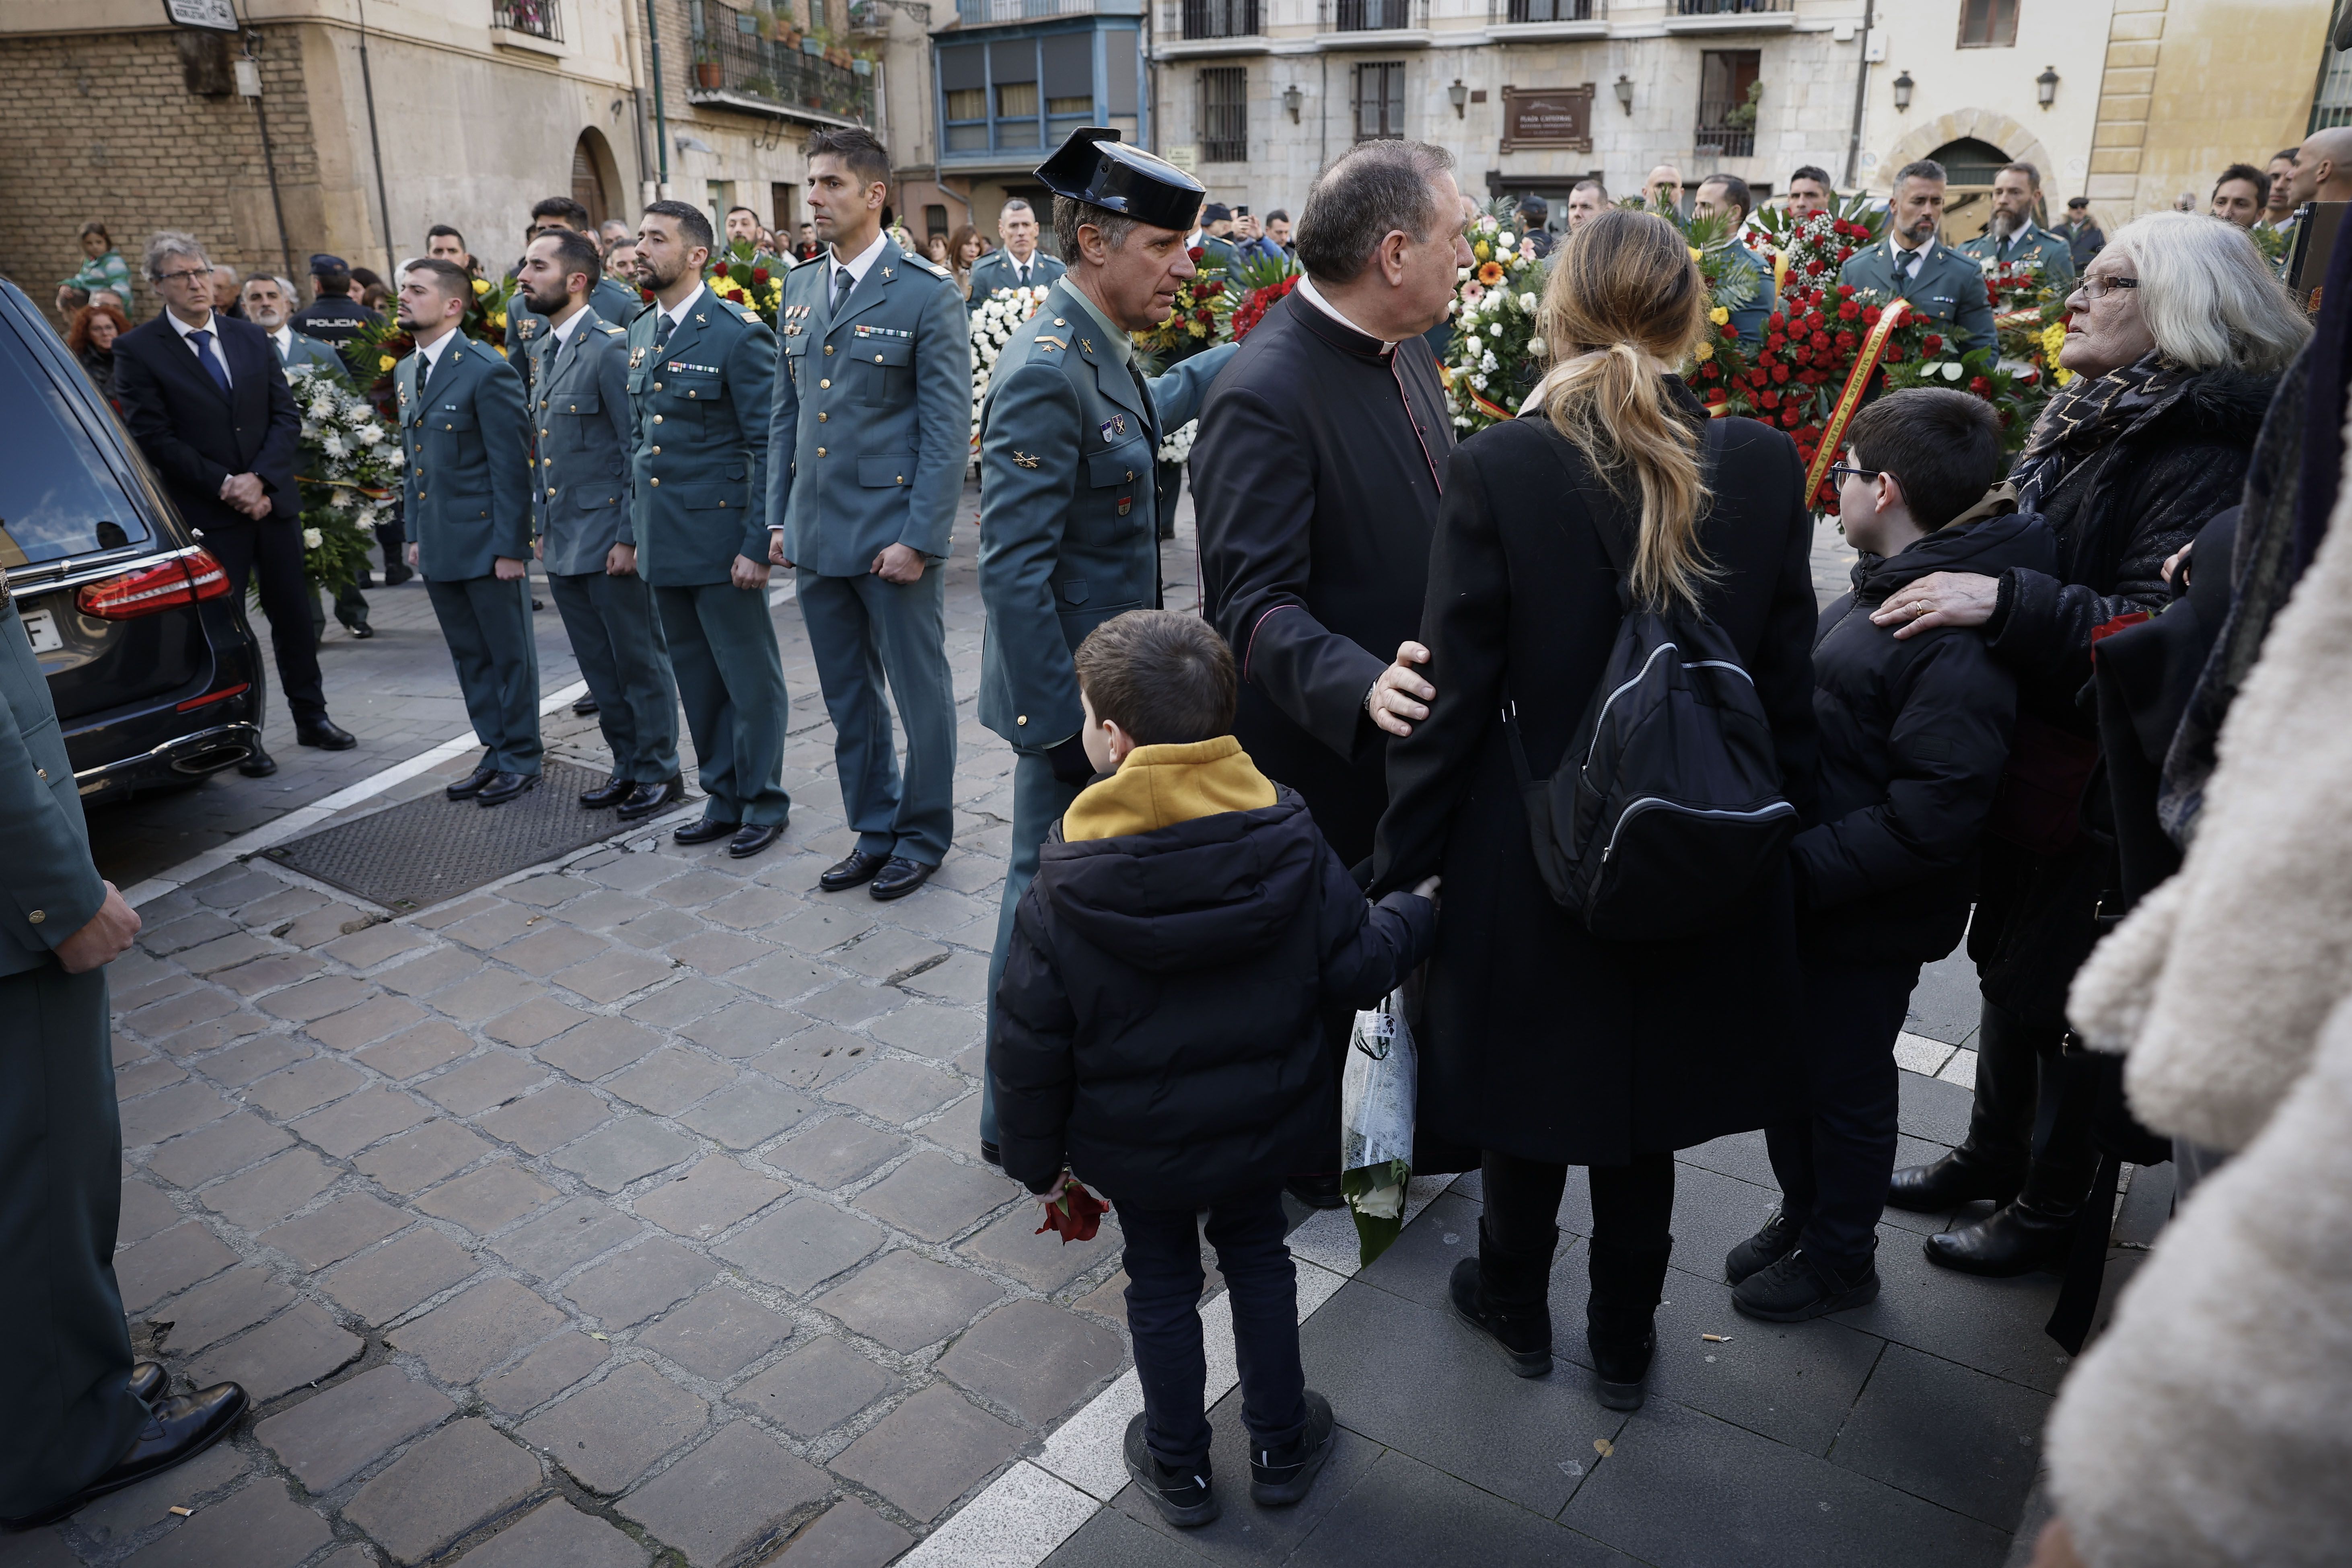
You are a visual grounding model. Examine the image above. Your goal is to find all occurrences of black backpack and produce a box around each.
[1504,421,1796,941]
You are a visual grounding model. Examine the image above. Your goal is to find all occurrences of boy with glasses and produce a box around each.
[1722,389,2052,1321]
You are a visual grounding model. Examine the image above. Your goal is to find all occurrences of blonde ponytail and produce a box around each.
[1535,210,1716,615]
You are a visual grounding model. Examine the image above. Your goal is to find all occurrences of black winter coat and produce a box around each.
[994,786,1435,1208]
[1370,390,1820,1167]
[1974,364,2277,1026]
[1794,509,2054,965]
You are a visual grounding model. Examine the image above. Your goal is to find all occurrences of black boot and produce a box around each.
[1586,1239,1672,1412]
[1885,1148,2026,1213]
[1448,1217,1555,1378]
[1923,1193,2079,1276]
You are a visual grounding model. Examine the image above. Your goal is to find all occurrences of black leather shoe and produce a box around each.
[1733,1249,1881,1321]
[1725,1207,1804,1286]
[383,566,414,586]
[237,745,278,778]
[128,1361,166,1405]
[0,1383,249,1529]
[296,718,357,751]
[580,774,634,809]
[1251,1389,1335,1507]
[869,856,934,901]
[1449,1257,1553,1378]
[819,849,889,892]
[980,1140,1003,1168]
[1924,1199,2078,1278]
[728,822,783,859]
[1285,1172,1346,1210]
[572,695,599,716]
[617,775,685,821]
[675,814,743,845]
[476,771,539,807]
[343,623,374,639]
[1887,1150,2025,1214]
[446,763,499,800]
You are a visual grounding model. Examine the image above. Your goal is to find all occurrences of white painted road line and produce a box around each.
[121,679,591,909]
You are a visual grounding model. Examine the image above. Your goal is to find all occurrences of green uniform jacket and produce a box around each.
[528,307,636,576]
[0,584,105,978]
[975,277,1237,751]
[964,248,1067,313]
[626,286,777,587]
[511,276,647,382]
[396,334,534,581]
[274,330,347,375]
[1958,221,2078,286]
[769,237,970,574]
[1836,239,1999,355]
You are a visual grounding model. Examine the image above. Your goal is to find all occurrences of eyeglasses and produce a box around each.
[155,268,214,285]
[1827,465,1881,485]
[2072,275,2140,302]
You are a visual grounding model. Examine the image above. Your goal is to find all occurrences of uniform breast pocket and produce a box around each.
[855,338,912,407]
[627,369,648,397]
[558,393,602,447]
[671,372,726,410]
[1086,440,1152,491]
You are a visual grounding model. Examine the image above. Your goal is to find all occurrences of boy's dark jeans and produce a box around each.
[1764,956,1922,1275]
[1120,1187,1307,1472]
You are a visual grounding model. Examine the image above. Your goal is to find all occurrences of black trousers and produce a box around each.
[203,516,327,724]
[0,963,142,1516]
[1963,993,2101,1211]
[1764,957,1919,1272]
[1480,1148,1676,1279]
[1120,1187,1306,1471]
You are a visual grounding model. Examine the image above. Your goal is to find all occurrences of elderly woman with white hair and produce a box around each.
[1873,211,2310,1277]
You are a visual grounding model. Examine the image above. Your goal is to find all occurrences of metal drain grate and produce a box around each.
[261,760,630,913]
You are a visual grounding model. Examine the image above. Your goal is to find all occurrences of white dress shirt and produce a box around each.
[656,282,708,338]
[826,228,891,299]
[168,309,234,387]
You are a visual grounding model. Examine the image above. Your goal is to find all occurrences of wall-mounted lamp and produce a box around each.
[2036,65,2059,109]
[1282,82,1303,122]
[1891,70,1914,112]
[1613,74,1633,115]
[676,134,715,156]
[1448,78,1467,119]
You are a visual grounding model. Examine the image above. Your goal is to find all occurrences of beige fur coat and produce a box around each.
[2049,459,2352,1566]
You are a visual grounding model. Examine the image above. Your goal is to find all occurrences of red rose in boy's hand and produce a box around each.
[1035,1178,1107,1244]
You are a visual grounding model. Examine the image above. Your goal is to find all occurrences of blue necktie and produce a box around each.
[188,328,231,395]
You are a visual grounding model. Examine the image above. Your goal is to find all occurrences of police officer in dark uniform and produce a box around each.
[975,129,1238,1160]
[0,570,247,1529]
[288,253,382,379]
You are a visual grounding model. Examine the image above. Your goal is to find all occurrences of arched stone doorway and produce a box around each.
[572,128,621,228]
[1928,137,2011,245]
[1885,109,2055,246]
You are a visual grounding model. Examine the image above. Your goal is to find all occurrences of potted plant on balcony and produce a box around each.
[693,45,722,88]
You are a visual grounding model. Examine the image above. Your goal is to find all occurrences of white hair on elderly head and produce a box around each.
[143,230,209,281]
[2103,211,2310,375]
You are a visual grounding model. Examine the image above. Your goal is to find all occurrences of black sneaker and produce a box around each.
[1124,1413,1218,1528]
[1724,1207,1803,1286]
[1250,1390,1335,1507]
[1731,1249,1880,1323]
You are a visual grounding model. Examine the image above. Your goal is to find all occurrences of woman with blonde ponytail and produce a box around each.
[1372,207,1821,1410]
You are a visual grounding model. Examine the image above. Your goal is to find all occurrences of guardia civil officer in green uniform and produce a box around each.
[974,128,1239,1159]
[963,197,1066,313]
[0,574,246,1529]
[517,228,684,820]
[1957,161,2077,286]
[397,257,542,805]
[628,200,790,858]
[509,196,646,393]
[1836,158,1998,354]
[769,127,969,902]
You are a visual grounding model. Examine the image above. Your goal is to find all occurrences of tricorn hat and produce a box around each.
[1035,128,1205,235]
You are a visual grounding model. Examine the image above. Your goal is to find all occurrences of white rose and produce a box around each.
[1463,335,1481,355]
[1527,337,1546,356]
[1481,351,1498,373]
[1497,231,1516,249]
[302,527,323,549]
[1458,267,1473,282]
[1520,292,1537,312]
[1940,362,1964,381]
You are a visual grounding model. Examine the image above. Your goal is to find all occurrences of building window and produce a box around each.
[1354,61,1404,141]
[1199,67,1248,161]
[1184,0,1260,39]
[1694,49,1760,160]
[2317,0,2352,129]
[1958,0,2019,47]
[494,0,563,42]
[1508,0,1593,19]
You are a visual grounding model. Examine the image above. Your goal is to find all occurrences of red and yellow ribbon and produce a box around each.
[1803,297,1909,508]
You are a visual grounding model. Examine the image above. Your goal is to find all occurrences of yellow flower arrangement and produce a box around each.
[471,277,491,296]
[1709,306,1731,326]
[1473,241,1492,263]
[378,354,395,371]
[2041,319,2073,387]
[1689,246,1703,261]
[1694,341,1714,362]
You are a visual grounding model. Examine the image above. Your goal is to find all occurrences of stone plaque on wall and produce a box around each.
[1500,84,1594,153]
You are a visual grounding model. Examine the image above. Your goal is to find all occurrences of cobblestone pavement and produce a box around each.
[4,496,2083,1568]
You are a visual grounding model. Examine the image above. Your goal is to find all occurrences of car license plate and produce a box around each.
[21,609,63,654]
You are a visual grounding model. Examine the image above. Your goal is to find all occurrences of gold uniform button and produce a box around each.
[547,487,557,497]
[819,378,830,389]
[650,477,661,486]
[816,447,826,457]
[539,428,549,437]
[816,412,827,423]
[874,353,884,362]
[539,398,549,409]
[654,414,665,424]
[824,345,834,355]
[36,768,47,780]
[651,445,661,455]
[653,381,663,390]
[568,403,578,412]
[541,457,552,467]
[28,910,44,925]
[1015,716,1027,727]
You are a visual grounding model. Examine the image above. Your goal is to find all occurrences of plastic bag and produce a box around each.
[1340,990,1417,1266]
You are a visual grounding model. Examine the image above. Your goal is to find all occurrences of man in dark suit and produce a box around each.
[0,578,249,1531]
[114,233,357,775]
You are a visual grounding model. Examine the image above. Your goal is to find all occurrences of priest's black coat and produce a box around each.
[1370,388,1820,1167]
[1191,293,1455,866]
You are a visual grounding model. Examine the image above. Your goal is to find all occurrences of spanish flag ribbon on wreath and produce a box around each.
[1802,297,1910,508]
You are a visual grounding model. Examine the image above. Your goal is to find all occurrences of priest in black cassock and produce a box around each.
[1191,140,1474,869]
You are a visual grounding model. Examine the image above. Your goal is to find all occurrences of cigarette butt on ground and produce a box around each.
[168,1506,193,1517]
[1702,1333,1733,1343]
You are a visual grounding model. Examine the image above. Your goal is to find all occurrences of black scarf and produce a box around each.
[2012,351,2198,514]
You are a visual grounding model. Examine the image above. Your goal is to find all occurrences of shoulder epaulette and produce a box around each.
[913,258,955,282]
[600,324,625,335]
[740,309,763,324]
[1035,335,1066,351]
